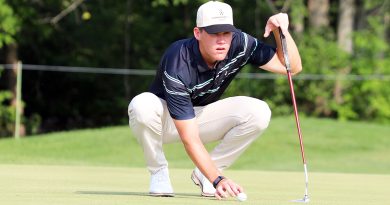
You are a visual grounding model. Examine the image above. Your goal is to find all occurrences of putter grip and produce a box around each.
[279,27,291,71]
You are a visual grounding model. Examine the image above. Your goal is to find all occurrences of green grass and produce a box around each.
[1,117,390,205]
[1,164,389,205]
[0,117,390,174]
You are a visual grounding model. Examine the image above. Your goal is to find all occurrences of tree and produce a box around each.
[0,0,21,137]
[308,0,329,29]
[333,0,355,112]
[1,0,389,136]
[0,0,18,47]
[338,0,355,54]
[349,0,390,122]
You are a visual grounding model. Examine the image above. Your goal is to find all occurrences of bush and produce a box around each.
[0,91,15,137]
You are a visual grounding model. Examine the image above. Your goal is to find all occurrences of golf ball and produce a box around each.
[236,192,247,202]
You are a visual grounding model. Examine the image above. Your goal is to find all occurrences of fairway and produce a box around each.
[1,164,389,205]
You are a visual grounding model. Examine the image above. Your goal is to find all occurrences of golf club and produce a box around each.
[278,27,310,203]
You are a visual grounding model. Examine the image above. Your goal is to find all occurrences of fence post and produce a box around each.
[14,61,22,139]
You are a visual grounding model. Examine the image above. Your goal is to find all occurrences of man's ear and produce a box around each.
[194,27,201,40]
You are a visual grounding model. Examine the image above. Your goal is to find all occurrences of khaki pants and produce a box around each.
[128,92,271,173]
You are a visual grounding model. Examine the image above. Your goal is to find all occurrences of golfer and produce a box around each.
[128,1,302,199]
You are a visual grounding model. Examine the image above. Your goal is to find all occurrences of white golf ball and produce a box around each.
[236,192,247,202]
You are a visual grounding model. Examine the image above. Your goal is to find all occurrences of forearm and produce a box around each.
[173,119,221,183]
[184,137,220,182]
[273,29,302,75]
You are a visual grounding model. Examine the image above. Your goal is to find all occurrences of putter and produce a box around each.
[279,28,310,203]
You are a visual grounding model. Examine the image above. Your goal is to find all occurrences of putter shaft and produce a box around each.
[279,28,310,202]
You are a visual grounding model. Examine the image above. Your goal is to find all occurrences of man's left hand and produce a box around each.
[263,13,289,38]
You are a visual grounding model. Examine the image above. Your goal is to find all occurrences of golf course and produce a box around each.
[1,117,389,205]
[2,0,390,204]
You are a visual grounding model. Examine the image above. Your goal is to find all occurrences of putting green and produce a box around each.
[0,164,388,205]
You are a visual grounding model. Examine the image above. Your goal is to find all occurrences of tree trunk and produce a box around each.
[355,0,367,31]
[6,44,18,107]
[334,0,355,105]
[308,0,329,29]
[338,0,355,54]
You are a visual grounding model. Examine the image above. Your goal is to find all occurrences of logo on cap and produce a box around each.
[218,8,224,16]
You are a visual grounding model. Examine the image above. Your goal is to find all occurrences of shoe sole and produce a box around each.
[191,171,215,197]
[149,192,175,197]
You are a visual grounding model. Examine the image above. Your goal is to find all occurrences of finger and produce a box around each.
[263,23,276,37]
[236,184,244,194]
[224,184,236,197]
[270,17,280,28]
[263,26,271,37]
[217,186,228,199]
[264,16,280,37]
[226,180,240,195]
[215,192,222,200]
[231,185,240,195]
[278,13,289,35]
[280,27,287,36]
[231,183,243,195]
[279,21,289,35]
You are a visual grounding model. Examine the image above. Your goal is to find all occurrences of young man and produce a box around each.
[128,1,302,199]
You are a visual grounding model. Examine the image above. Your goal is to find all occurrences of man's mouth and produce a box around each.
[216,47,226,54]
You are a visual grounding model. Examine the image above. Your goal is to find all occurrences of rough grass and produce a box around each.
[0,117,389,174]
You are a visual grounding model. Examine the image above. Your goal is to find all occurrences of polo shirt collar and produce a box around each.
[193,39,209,73]
[193,38,230,72]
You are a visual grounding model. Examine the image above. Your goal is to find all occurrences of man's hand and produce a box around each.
[174,118,245,198]
[260,12,302,75]
[263,13,289,38]
[214,178,244,200]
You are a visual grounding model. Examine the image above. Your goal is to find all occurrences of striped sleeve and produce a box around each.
[246,34,276,66]
[161,49,195,120]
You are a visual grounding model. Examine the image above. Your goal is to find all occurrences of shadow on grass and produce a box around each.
[75,191,217,200]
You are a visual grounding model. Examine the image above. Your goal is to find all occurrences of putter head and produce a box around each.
[291,195,310,203]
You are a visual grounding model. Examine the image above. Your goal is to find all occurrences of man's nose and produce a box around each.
[216,34,226,44]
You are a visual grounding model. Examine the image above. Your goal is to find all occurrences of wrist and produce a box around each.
[212,176,226,188]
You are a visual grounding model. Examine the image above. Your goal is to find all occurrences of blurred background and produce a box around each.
[0,0,389,138]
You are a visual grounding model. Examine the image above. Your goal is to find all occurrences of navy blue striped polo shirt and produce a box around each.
[149,31,276,120]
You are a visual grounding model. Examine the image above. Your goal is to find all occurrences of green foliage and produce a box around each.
[224,31,353,119]
[297,31,351,118]
[1,0,389,134]
[290,0,306,28]
[25,113,41,135]
[151,0,191,7]
[0,0,19,47]
[0,90,15,137]
[349,16,390,123]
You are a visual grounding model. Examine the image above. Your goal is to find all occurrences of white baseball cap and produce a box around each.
[196,1,237,34]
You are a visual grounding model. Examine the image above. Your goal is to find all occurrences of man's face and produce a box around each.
[194,28,233,67]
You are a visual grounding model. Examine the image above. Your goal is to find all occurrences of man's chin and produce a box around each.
[214,54,227,61]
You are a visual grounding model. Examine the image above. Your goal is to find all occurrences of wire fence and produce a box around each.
[1,64,390,81]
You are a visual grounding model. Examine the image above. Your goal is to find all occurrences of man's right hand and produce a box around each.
[214,177,244,199]
[172,118,245,199]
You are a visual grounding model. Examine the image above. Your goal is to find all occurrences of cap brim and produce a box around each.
[203,24,237,34]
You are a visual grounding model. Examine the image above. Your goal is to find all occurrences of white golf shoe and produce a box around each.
[149,167,174,197]
[191,168,216,197]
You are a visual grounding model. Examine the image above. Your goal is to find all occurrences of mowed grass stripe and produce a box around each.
[0,117,389,174]
[0,164,389,205]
